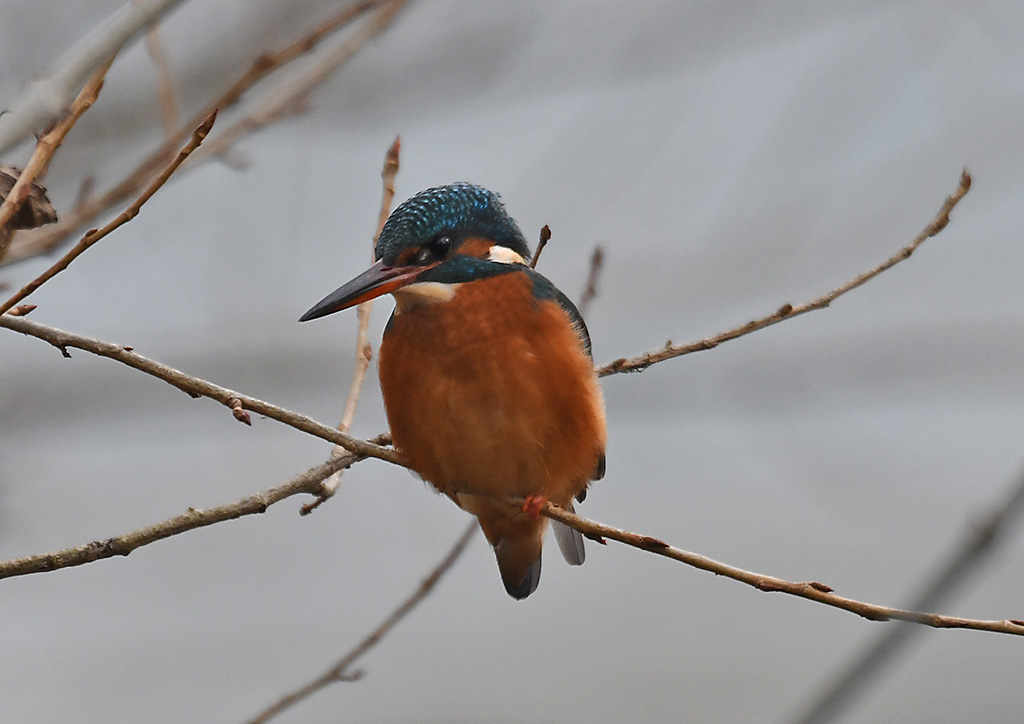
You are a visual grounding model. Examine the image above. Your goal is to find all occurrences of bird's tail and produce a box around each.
[493,529,544,599]
[456,494,547,599]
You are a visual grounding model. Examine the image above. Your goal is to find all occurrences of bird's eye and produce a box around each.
[428,235,452,258]
[413,235,453,264]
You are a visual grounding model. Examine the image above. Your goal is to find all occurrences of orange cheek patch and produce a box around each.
[459,237,493,258]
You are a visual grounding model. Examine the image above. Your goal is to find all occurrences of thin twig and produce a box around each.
[245,520,477,724]
[530,224,551,269]
[339,135,400,432]
[2,0,394,267]
[0,58,115,263]
[303,135,401,515]
[0,110,217,316]
[0,0,188,155]
[538,501,1024,637]
[787,467,1024,724]
[0,314,400,465]
[597,170,972,377]
[577,245,604,318]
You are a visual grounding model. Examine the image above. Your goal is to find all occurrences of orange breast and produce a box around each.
[379,272,606,518]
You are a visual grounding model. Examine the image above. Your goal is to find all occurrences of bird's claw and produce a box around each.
[522,495,546,519]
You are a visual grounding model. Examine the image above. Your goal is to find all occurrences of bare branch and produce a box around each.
[0,0,189,155]
[2,0,396,267]
[0,110,217,315]
[245,520,477,724]
[539,500,1024,637]
[0,58,114,262]
[598,170,972,377]
[0,314,400,465]
[0,454,358,581]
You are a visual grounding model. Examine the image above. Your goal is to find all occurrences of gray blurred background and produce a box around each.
[3,1,1024,722]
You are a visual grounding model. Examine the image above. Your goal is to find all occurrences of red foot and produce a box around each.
[522,495,547,520]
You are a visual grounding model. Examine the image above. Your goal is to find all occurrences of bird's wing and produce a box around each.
[522,267,593,358]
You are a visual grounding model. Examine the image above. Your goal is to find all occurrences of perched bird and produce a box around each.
[300,183,606,599]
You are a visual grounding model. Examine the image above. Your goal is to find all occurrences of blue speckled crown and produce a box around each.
[375,183,531,264]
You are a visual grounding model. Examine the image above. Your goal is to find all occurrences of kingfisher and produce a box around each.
[300,183,606,599]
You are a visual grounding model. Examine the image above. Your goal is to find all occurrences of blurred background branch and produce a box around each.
[0,0,188,155]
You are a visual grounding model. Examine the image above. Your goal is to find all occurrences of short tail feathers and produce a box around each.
[552,504,585,566]
[494,533,544,599]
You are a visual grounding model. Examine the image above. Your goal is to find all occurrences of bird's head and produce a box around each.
[299,183,531,321]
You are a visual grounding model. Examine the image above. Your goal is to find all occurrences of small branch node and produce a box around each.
[230,397,252,426]
[640,535,670,549]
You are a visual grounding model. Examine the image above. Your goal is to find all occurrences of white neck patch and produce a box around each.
[392,281,459,313]
[488,245,527,265]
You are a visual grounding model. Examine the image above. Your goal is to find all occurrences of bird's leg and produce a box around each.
[522,495,547,520]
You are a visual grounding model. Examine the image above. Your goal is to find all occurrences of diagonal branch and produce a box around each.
[0,446,385,581]
[539,501,1024,637]
[0,314,400,465]
[598,170,972,377]
[245,520,477,724]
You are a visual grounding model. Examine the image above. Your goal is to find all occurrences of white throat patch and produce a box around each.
[488,245,527,265]
[392,281,459,313]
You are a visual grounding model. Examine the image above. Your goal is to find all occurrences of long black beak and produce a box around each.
[299,259,433,322]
